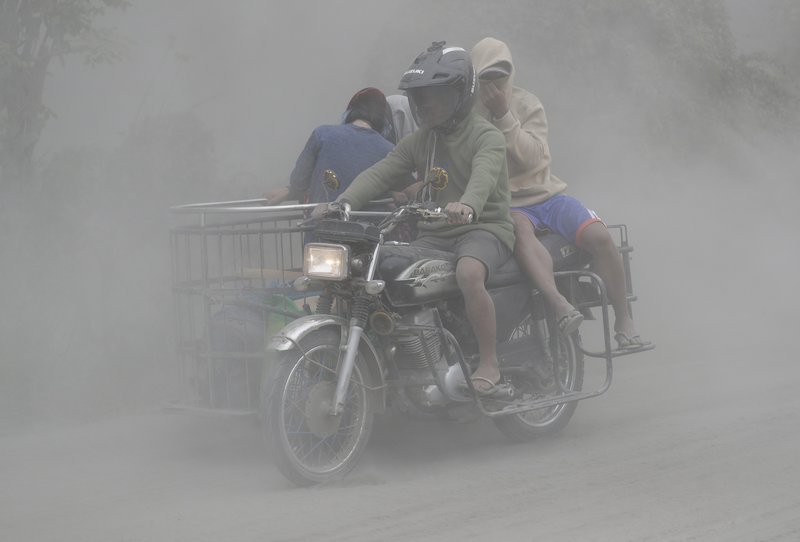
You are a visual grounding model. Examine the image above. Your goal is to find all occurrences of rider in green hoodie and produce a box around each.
[323,42,515,394]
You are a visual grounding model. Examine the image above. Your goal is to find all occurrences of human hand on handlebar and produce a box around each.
[310,201,351,220]
[444,202,474,224]
[310,203,329,220]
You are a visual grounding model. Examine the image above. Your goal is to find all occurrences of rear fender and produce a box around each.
[267,314,386,412]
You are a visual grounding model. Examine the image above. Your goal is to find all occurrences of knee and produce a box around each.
[456,258,487,292]
[512,214,536,248]
[512,212,529,228]
[579,224,617,255]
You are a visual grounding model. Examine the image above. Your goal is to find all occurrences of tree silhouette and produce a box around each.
[0,0,128,185]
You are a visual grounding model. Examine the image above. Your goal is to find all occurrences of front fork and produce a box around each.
[331,242,381,415]
[332,320,365,415]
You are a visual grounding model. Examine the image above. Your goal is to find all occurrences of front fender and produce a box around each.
[267,314,387,412]
[267,314,350,352]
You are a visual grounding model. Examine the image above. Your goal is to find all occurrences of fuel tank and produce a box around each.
[377,245,460,307]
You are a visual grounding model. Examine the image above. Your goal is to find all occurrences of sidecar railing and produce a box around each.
[168,199,306,415]
[166,198,398,416]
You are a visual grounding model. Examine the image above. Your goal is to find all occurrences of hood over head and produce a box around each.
[471,37,515,110]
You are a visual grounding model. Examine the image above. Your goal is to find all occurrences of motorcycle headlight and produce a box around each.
[303,243,350,280]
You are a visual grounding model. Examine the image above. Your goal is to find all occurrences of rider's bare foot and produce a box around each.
[470,362,500,393]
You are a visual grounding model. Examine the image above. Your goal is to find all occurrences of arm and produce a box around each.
[337,136,417,210]
[458,129,507,219]
[485,83,550,172]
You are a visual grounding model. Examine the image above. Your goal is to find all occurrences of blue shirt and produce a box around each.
[288,123,395,204]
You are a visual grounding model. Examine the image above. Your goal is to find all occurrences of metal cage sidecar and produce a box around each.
[168,200,314,415]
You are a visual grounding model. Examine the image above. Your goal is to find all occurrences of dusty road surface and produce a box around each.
[3,334,799,542]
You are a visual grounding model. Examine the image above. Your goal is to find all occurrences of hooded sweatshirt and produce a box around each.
[471,37,567,206]
[337,111,515,251]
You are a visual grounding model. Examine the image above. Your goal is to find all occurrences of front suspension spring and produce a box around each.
[351,297,370,328]
[316,293,333,315]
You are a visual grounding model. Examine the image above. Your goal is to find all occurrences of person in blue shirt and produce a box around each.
[264,87,401,206]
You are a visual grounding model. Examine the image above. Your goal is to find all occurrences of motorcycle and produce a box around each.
[261,201,652,486]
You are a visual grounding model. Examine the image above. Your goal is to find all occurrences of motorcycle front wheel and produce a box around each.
[260,328,374,486]
[493,321,584,442]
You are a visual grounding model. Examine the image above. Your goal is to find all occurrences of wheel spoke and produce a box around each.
[298,434,334,462]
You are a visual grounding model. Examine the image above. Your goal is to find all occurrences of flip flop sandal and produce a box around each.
[614,332,652,350]
[469,376,500,396]
[557,309,584,336]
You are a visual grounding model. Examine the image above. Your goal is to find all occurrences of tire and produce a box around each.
[493,319,584,442]
[260,328,375,485]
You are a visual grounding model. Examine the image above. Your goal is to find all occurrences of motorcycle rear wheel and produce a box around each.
[493,323,584,442]
[261,328,374,486]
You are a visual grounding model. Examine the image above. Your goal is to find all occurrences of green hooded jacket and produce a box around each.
[336,110,515,250]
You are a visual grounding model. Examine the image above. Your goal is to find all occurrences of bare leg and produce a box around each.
[512,212,575,318]
[455,256,500,392]
[577,222,638,337]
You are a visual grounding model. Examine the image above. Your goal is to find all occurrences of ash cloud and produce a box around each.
[1,0,798,430]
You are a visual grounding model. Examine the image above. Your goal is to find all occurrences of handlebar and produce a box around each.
[414,205,473,224]
[416,207,449,221]
[375,203,472,235]
[301,202,473,234]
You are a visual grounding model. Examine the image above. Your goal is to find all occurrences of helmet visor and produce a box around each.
[407,85,460,129]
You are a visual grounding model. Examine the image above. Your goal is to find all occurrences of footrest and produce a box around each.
[582,342,656,359]
[481,390,601,418]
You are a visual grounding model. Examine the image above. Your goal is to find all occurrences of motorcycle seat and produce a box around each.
[378,233,589,289]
